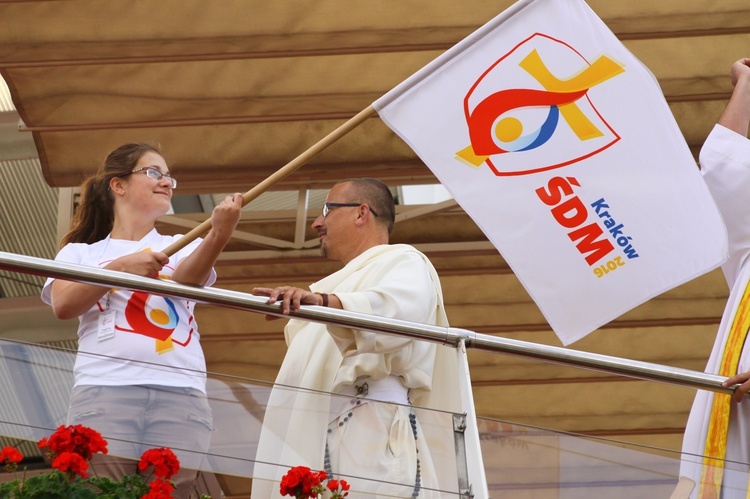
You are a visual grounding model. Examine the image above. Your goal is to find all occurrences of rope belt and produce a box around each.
[330,375,409,420]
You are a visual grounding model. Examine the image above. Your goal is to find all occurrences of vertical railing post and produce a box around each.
[452,413,473,498]
[455,339,489,498]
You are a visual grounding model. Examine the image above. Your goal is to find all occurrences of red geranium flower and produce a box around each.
[50,451,89,478]
[138,447,180,480]
[327,478,350,498]
[0,426,188,499]
[140,477,175,499]
[38,424,108,460]
[280,466,327,498]
[0,446,23,473]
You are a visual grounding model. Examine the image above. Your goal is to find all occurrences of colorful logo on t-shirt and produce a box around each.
[456,33,624,176]
[115,289,195,354]
[125,291,177,337]
[102,249,195,354]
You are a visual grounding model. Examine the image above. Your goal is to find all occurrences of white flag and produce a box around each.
[374,0,727,345]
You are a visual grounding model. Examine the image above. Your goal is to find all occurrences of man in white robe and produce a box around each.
[680,57,750,498]
[251,178,460,498]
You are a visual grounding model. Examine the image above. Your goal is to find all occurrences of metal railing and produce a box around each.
[0,250,732,396]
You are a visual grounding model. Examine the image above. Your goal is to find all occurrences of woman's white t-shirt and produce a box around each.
[41,229,215,393]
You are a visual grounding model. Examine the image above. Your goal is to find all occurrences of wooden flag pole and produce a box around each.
[162,105,376,256]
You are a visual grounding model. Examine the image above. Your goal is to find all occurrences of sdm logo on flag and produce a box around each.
[457,33,624,176]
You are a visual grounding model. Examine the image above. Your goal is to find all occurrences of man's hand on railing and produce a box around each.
[253,286,340,319]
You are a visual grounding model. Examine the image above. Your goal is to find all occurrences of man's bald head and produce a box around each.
[334,178,395,234]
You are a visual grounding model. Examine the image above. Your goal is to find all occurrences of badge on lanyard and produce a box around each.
[97,291,116,341]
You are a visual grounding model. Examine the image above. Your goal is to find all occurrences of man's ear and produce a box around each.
[353,204,369,226]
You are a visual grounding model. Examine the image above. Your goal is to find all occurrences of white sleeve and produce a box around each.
[700,124,750,288]
[40,243,83,305]
[328,252,438,355]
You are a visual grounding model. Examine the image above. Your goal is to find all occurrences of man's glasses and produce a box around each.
[119,167,177,189]
[323,202,378,218]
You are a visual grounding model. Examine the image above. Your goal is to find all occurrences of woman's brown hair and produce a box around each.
[60,143,162,246]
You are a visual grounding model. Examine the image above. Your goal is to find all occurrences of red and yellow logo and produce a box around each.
[101,248,194,354]
[457,33,624,176]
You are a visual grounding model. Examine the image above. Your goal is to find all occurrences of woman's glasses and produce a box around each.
[119,167,177,189]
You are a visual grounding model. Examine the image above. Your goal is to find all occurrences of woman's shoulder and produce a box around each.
[58,239,101,253]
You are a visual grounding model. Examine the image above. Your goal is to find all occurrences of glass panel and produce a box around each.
[0,339,461,497]
[2,337,748,497]
[476,416,749,498]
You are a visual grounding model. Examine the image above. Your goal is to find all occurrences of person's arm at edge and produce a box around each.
[716,59,750,400]
[717,58,750,137]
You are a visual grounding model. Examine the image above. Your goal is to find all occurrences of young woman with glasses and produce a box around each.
[41,142,242,498]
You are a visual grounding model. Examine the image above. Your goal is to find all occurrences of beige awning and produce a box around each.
[1,0,748,192]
